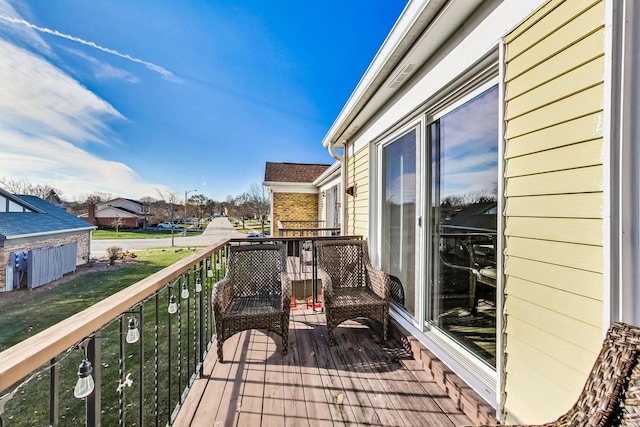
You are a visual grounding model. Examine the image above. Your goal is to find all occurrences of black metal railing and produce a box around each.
[277,220,340,237]
[0,235,359,426]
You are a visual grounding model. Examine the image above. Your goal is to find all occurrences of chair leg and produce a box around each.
[217,337,224,362]
[282,323,289,355]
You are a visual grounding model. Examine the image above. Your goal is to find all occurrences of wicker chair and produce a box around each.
[483,322,640,426]
[315,239,390,345]
[211,243,291,362]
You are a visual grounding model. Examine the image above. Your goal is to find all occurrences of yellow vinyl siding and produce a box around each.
[346,146,369,237]
[502,0,605,423]
[506,193,602,218]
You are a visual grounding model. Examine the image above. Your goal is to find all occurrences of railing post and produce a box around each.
[49,358,59,427]
[86,336,101,427]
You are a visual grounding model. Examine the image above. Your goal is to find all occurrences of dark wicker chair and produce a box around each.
[315,239,390,345]
[481,322,640,426]
[211,243,291,362]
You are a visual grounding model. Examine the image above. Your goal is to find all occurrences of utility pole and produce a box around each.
[184,189,196,236]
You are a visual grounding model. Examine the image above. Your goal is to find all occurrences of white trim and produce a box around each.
[5,227,95,240]
[265,183,320,194]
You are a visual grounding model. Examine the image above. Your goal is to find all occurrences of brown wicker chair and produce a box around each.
[482,322,640,426]
[211,243,291,362]
[315,239,390,345]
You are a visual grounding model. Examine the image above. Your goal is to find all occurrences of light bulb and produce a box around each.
[207,269,213,278]
[215,262,221,270]
[74,359,95,398]
[126,317,139,344]
[168,295,178,314]
[195,277,202,292]
[181,282,189,299]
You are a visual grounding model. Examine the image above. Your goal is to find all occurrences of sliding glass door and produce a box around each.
[428,85,499,367]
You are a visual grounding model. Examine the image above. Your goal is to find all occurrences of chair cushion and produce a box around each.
[225,295,283,317]
[332,288,385,308]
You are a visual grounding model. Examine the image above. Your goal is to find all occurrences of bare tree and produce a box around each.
[111,216,124,236]
[244,183,270,234]
[1,177,63,204]
[155,189,180,247]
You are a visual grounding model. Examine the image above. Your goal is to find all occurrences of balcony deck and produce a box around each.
[175,308,471,426]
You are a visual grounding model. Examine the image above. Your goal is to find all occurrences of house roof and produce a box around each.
[264,162,331,184]
[0,195,95,240]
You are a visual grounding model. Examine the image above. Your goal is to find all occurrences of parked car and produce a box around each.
[247,233,264,238]
[157,222,176,229]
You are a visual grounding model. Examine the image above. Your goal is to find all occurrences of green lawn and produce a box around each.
[0,249,198,426]
[0,250,192,351]
[92,228,203,239]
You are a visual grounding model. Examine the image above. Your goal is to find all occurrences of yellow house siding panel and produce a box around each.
[508,277,602,326]
[505,237,602,273]
[506,83,604,139]
[506,297,603,353]
[506,139,602,177]
[506,112,603,158]
[506,56,604,119]
[505,165,603,197]
[506,193,602,218]
[505,257,602,300]
[507,317,598,375]
[506,30,605,102]
[346,145,369,237]
[506,0,601,56]
[506,217,602,246]
[506,1,604,80]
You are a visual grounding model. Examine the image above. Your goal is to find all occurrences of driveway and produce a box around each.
[90,217,243,256]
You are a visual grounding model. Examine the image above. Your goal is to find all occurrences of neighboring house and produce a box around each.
[0,189,96,292]
[263,162,332,236]
[321,0,639,424]
[79,198,149,229]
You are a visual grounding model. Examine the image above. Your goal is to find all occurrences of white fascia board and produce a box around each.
[312,161,341,187]
[6,226,96,240]
[321,0,470,150]
[265,182,320,194]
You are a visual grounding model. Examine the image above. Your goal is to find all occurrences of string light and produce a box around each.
[74,358,95,399]
[181,281,189,299]
[168,295,178,314]
[195,276,202,293]
[126,317,139,344]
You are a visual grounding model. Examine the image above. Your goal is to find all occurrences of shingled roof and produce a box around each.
[264,162,331,184]
[0,195,95,240]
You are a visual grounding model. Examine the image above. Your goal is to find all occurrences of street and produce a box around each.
[90,217,242,257]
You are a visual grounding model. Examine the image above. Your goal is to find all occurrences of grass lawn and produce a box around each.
[92,228,203,239]
[0,249,192,351]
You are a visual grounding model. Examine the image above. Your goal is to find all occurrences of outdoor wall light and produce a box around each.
[168,295,178,314]
[195,277,202,293]
[126,317,140,344]
[181,281,189,299]
[74,359,95,399]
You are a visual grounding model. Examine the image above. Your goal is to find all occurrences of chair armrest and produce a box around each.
[317,267,334,302]
[366,264,390,301]
[211,277,232,316]
[280,272,291,307]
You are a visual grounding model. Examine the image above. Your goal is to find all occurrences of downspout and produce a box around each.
[327,141,346,235]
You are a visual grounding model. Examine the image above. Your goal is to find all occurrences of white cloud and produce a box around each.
[64,48,140,83]
[0,38,169,199]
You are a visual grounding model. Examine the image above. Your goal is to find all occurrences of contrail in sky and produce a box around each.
[0,14,178,80]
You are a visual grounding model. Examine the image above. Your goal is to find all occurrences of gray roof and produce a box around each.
[0,195,95,240]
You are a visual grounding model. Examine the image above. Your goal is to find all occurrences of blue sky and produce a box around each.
[0,0,406,202]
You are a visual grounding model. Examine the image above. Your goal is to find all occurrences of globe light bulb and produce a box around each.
[126,317,139,344]
[195,277,202,293]
[181,282,189,299]
[74,359,95,399]
[168,295,178,314]
[207,269,213,278]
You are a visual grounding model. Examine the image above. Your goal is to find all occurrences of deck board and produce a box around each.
[175,309,472,426]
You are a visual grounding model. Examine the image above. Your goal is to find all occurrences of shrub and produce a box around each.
[106,246,123,265]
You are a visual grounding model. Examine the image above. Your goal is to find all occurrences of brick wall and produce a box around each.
[272,192,319,236]
[0,231,92,292]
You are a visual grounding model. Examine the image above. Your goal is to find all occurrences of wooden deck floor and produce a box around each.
[174,309,471,426]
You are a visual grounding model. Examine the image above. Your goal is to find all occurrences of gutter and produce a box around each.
[4,226,97,240]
